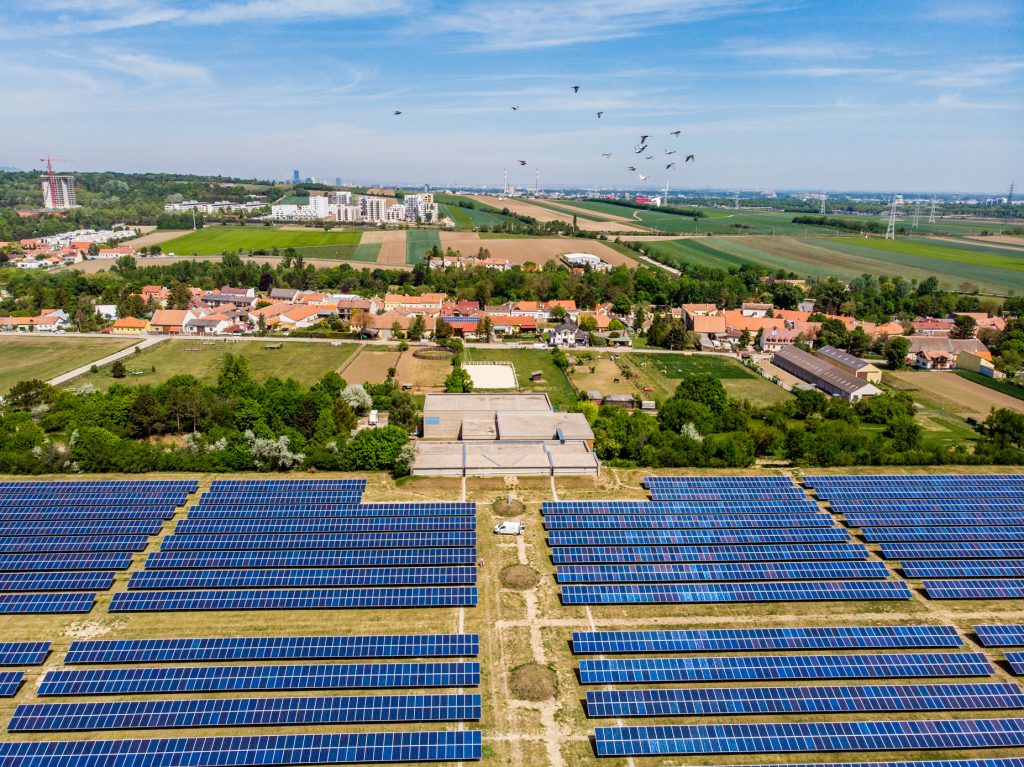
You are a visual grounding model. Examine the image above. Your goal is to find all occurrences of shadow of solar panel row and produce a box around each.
[882,543,1024,559]
[552,544,870,564]
[644,476,797,487]
[0,508,176,522]
[0,521,163,538]
[0,553,133,572]
[833,500,1024,513]
[189,504,475,518]
[0,496,189,508]
[0,672,23,696]
[847,513,1024,527]
[585,682,1024,717]
[865,527,1024,543]
[562,581,912,605]
[160,532,477,551]
[593,717,1024,757]
[925,581,1024,599]
[9,693,482,732]
[578,652,993,684]
[0,593,95,614]
[127,567,477,590]
[0,535,149,553]
[975,625,1024,647]
[146,549,478,570]
[0,731,482,766]
[903,561,1024,579]
[209,479,367,490]
[0,642,50,666]
[0,572,115,592]
[570,625,963,654]
[542,500,821,514]
[649,490,809,501]
[40,661,482,695]
[555,562,889,583]
[174,519,476,535]
[65,634,480,664]
[548,530,850,547]
[109,587,479,612]
[543,514,834,530]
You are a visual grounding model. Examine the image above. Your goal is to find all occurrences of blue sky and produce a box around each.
[1,0,1021,192]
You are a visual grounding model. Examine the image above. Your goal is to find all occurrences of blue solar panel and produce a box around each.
[578,652,993,684]
[555,561,889,583]
[0,553,133,571]
[9,693,482,732]
[571,625,963,654]
[805,473,1024,486]
[198,492,363,503]
[594,718,1024,756]
[189,504,475,518]
[174,519,474,534]
[833,500,1024,513]
[0,593,95,614]
[902,560,1024,579]
[0,508,176,521]
[882,543,1024,559]
[822,490,1024,500]
[0,521,163,537]
[0,536,148,553]
[846,513,1024,527]
[0,642,50,665]
[644,476,796,487]
[0,571,115,592]
[0,495,189,507]
[552,544,870,564]
[1008,653,1024,674]
[40,661,482,694]
[127,567,477,590]
[543,500,821,514]
[0,731,481,766]
[109,587,479,612]
[0,671,24,696]
[0,480,195,490]
[146,549,477,569]
[160,532,476,550]
[650,489,809,501]
[543,514,833,529]
[548,530,850,546]
[864,527,1024,542]
[975,625,1024,647]
[65,635,480,664]
[924,580,1024,599]
[585,682,1024,717]
[209,479,366,490]
[562,581,912,604]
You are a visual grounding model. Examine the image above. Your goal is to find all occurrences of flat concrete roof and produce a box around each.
[423,393,552,413]
[412,440,599,476]
[496,411,594,441]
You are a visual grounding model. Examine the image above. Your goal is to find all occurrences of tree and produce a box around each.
[111,360,127,379]
[818,318,850,349]
[390,321,405,340]
[118,293,146,320]
[444,366,474,393]
[737,329,753,351]
[332,398,358,436]
[340,384,372,414]
[848,326,872,357]
[979,408,1024,450]
[5,380,51,411]
[951,314,977,339]
[169,282,192,310]
[478,316,493,342]
[674,374,729,415]
[217,354,252,395]
[884,336,912,368]
[407,315,426,341]
[578,315,598,332]
[434,318,454,339]
[126,388,163,438]
[633,305,647,334]
[343,425,409,471]
[257,315,268,336]
[387,391,418,430]
[550,305,567,322]
[886,414,922,451]
[551,348,569,370]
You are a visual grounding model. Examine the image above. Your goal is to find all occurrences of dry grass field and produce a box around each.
[567,356,638,397]
[360,230,409,266]
[0,336,136,392]
[886,370,1024,419]
[468,196,645,233]
[340,347,402,384]
[395,351,453,392]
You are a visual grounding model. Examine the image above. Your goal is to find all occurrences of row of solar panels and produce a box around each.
[543,513,835,529]
[542,500,822,513]
[125,568,477,590]
[555,562,890,583]
[187,503,476,517]
[0,480,197,491]
[548,530,850,545]
[561,582,912,604]
[552,544,869,563]
[209,479,366,490]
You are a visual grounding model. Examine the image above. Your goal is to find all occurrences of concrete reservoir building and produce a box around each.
[773,344,882,401]
[816,345,883,383]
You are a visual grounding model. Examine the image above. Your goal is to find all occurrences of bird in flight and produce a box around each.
[393,110,402,115]
[638,174,650,180]
[511,106,520,111]
[669,130,681,137]
[634,145,647,154]
[596,111,603,119]
[639,134,650,144]
[666,163,676,170]
[644,155,654,160]
[665,150,677,155]
[518,160,527,165]
[601,153,612,159]
[626,165,637,171]
[685,154,695,162]
[571,85,580,93]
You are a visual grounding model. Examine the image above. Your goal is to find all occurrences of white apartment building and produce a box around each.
[385,204,408,223]
[270,195,330,221]
[402,194,439,223]
[333,205,361,223]
[360,196,387,223]
[328,191,353,206]
[41,176,77,209]
[164,200,266,214]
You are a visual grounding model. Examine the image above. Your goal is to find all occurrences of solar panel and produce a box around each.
[65,634,480,664]
[0,508,176,522]
[0,553,133,571]
[805,473,1024,485]
[0,731,482,766]
[924,580,1024,599]
[0,480,196,490]
[881,543,1024,559]
[571,625,963,654]
[0,495,189,507]
[39,661,482,695]
[822,490,1024,500]
[649,489,808,501]
[585,682,1024,717]
[902,560,1024,579]
[0,593,95,614]
[846,513,1024,527]
[555,561,890,583]
[552,544,870,564]
[562,581,913,604]
[543,514,834,530]
[644,476,796,487]
[593,718,1024,757]
[833,500,1024,513]
[578,652,993,684]
[127,567,477,590]
[0,521,163,537]
[0,642,50,666]
[145,549,477,569]
[542,500,821,514]
[197,492,364,503]
[109,587,479,612]
[0,671,24,696]
[174,519,475,534]
[975,625,1024,647]
[0,571,115,592]
[9,692,483,732]
[863,527,1024,542]
[0,536,149,553]
[1008,653,1024,675]
[189,504,475,518]
[160,532,476,550]
[209,479,367,490]
[547,529,850,546]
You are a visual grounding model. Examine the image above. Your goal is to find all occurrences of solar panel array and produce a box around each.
[0,642,51,666]
[975,624,1024,647]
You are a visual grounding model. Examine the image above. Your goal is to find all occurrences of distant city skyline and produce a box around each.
[1,0,1021,192]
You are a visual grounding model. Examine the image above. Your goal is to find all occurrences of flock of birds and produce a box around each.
[394,84,694,184]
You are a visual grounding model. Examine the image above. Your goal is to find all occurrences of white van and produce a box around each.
[494,521,525,536]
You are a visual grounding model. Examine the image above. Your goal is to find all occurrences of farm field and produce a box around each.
[625,351,792,405]
[958,370,1024,401]
[568,356,638,397]
[464,346,576,410]
[65,339,359,390]
[405,230,441,264]
[0,336,136,392]
[339,348,401,385]
[158,227,364,259]
[340,347,453,392]
[887,369,1024,419]
[468,196,643,233]
[359,229,408,266]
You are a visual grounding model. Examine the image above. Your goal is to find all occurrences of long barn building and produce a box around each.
[773,344,882,401]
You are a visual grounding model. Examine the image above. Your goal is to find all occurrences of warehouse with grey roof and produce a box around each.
[773,344,883,401]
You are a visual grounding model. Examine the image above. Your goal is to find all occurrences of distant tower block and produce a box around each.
[734,191,739,210]
[502,168,508,197]
[928,198,937,224]
[819,195,826,216]
[39,156,75,210]
[885,196,898,240]
[912,202,920,229]
[535,168,540,195]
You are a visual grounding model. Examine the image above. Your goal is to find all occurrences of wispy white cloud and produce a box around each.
[726,37,877,60]
[184,0,408,25]
[776,65,903,79]
[94,52,210,85]
[923,0,1018,25]
[929,93,1018,111]
[918,58,1024,88]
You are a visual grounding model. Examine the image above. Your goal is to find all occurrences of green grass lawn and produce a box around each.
[159,227,363,258]
[464,346,576,410]
[66,340,360,390]
[405,230,441,264]
[0,337,137,392]
[958,370,1024,401]
[351,242,382,262]
[624,352,791,405]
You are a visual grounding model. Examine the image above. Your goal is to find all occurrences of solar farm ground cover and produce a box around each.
[2,467,1024,767]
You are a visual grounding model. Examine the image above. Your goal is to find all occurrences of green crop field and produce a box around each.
[958,371,1024,401]
[351,242,382,261]
[159,227,363,259]
[65,339,359,390]
[405,230,441,264]
[0,337,136,392]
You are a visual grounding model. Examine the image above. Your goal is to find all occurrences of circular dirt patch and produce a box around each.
[412,346,455,360]
[509,663,557,701]
[493,499,525,517]
[500,565,540,590]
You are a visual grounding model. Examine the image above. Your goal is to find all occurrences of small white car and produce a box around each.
[494,521,525,536]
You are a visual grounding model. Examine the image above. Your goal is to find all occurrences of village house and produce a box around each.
[106,317,151,335]
[550,320,589,348]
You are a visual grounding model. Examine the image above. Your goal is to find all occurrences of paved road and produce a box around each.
[46,336,168,386]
